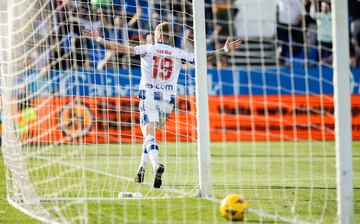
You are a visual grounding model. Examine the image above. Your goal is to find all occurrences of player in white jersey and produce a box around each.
[83,22,241,188]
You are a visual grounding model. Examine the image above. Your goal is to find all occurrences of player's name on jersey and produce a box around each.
[156,49,172,55]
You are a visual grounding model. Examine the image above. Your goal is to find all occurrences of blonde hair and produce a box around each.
[155,22,174,45]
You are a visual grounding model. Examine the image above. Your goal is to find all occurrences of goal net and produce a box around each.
[0,0,358,223]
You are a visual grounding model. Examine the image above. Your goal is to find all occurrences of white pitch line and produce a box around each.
[40,196,181,201]
[35,155,311,223]
[35,155,196,199]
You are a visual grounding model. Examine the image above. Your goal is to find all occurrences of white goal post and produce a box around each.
[331,0,354,223]
[193,0,212,198]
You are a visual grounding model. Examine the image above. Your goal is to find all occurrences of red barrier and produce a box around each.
[208,95,360,141]
[26,95,360,143]
[28,96,197,143]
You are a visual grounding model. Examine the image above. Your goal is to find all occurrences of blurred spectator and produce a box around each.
[97,8,113,42]
[182,29,194,53]
[217,55,230,69]
[90,0,112,8]
[205,0,215,31]
[50,19,90,69]
[212,0,237,40]
[350,41,358,67]
[150,0,193,27]
[172,11,187,48]
[56,1,80,38]
[15,65,38,142]
[304,0,318,64]
[122,0,150,42]
[310,0,332,64]
[234,0,278,38]
[276,0,306,65]
[97,14,127,70]
[21,53,50,97]
[350,2,360,46]
[32,0,359,72]
[206,25,222,51]
[111,14,127,42]
[349,0,360,66]
[150,0,171,22]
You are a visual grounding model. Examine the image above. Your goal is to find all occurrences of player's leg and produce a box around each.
[135,141,148,183]
[136,99,164,187]
[135,96,174,188]
[141,121,165,188]
[146,99,175,188]
[141,121,159,170]
[139,99,162,172]
[135,100,153,183]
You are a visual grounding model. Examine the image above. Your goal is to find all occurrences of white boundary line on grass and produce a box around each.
[35,155,196,199]
[35,155,310,223]
[40,196,181,201]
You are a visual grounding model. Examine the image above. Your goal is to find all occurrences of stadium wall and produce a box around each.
[18,67,360,142]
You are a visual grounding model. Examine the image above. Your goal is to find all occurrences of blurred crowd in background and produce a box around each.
[12,0,360,142]
[25,0,360,74]
[14,0,360,117]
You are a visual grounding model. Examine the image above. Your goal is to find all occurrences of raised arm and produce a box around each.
[82,28,134,54]
[309,0,319,19]
[207,37,242,59]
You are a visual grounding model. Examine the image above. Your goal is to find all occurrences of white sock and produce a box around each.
[144,135,159,171]
[139,144,149,170]
[149,149,159,171]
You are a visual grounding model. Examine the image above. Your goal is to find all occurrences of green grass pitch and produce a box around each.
[0,141,359,223]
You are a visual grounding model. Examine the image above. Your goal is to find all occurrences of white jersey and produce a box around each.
[134,43,195,96]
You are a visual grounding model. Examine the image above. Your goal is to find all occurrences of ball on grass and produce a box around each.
[219,194,248,221]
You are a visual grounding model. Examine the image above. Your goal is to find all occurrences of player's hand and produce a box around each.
[225,37,242,52]
[82,28,100,40]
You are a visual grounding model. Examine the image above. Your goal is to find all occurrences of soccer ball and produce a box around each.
[219,194,248,221]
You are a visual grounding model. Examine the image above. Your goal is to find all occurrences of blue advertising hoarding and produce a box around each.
[49,67,360,97]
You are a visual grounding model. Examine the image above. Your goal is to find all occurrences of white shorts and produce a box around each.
[139,90,175,127]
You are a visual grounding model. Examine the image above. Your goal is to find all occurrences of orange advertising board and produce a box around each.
[28,96,196,143]
[25,95,360,143]
[208,95,360,141]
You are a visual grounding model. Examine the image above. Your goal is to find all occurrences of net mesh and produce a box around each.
[0,0,359,223]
